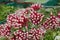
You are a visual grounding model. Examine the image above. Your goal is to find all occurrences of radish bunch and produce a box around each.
[30,11,44,25]
[42,12,58,29]
[7,14,28,28]
[11,30,28,40]
[28,28,45,40]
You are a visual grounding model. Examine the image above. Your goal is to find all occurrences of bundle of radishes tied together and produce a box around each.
[0,4,60,40]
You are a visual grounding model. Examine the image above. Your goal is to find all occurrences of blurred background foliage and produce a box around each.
[44,28,60,40]
[0,4,17,24]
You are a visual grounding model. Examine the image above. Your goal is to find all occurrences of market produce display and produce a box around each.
[0,4,60,40]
